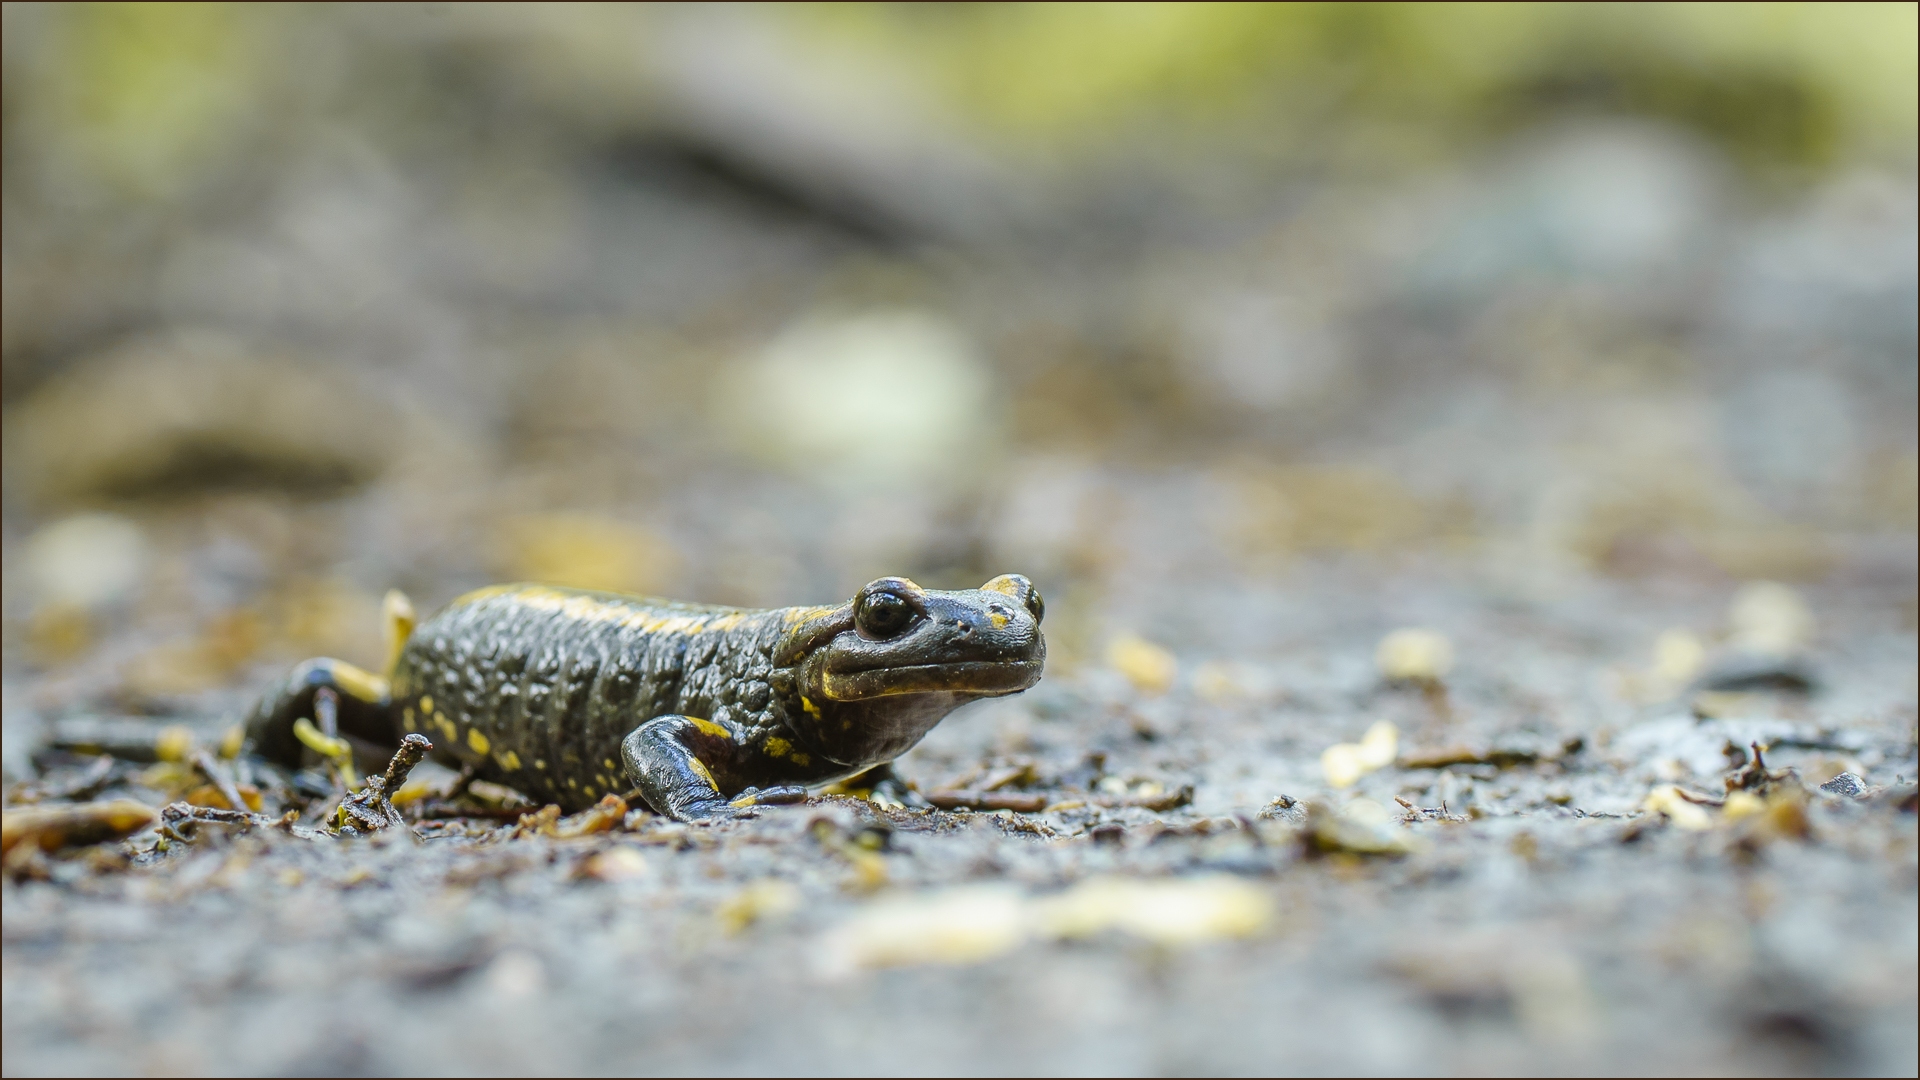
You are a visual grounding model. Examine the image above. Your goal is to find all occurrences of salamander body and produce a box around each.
[245,575,1045,819]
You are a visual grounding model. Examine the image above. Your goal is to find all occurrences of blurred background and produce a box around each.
[2,1,1915,714]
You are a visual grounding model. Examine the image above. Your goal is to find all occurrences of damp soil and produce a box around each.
[2,566,1916,1076]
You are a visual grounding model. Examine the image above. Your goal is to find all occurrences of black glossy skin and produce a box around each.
[246,575,1045,819]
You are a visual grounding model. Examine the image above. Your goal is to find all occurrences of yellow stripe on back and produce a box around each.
[462,584,760,638]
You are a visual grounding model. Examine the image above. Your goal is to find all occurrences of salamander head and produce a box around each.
[773,575,1046,767]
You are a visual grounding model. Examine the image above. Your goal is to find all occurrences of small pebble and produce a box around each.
[1818,771,1867,798]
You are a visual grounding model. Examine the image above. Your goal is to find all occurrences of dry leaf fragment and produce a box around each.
[1322,722,1398,788]
[1,800,158,855]
[1108,636,1178,695]
[555,794,628,837]
[1642,786,1714,831]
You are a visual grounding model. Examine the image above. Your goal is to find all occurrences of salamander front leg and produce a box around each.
[619,716,757,821]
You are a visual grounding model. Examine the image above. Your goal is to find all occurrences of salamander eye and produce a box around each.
[1025,587,1044,625]
[855,590,915,639]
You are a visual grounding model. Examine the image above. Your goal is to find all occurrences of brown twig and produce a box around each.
[191,749,250,814]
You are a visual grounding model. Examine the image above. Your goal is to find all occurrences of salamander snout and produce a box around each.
[811,574,1047,701]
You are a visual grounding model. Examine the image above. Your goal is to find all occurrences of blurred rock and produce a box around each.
[3,330,397,505]
[23,513,149,610]
[1697,581,1819,692]
[1816,772,1867,799]
[714,310,994,492]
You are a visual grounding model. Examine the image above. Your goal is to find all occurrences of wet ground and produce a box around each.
[4,8,1916,1074]
[3,563,1915,1076]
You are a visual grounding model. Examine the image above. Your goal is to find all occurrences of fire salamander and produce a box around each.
[245,575,1045,820]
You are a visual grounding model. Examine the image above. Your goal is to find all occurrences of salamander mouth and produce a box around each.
[820,660,1043,701]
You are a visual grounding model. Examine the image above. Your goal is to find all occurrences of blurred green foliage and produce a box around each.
[799,2,1915,172]
[36,2,258,198]
[10,1,1914,212]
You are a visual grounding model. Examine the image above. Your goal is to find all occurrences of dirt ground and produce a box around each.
[2,8,1915,1074]
[4,563,1915,1077]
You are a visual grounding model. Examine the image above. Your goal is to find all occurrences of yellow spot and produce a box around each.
[467,728,491,755]
[331,663,391,704]
[691,717,730,740]
[402,707,416,729]
[452,585,754,639]
[497,750,522,771]
[689,757,719,792]
[765,736,791,758]
[982,575,1024,598]
[802,696,821,719]
[435,715,458,743]
[420,696,434,713]
[784,604,840,626]
[603,758,617,770]
[791,752,811,767]
[989,611,1010,629]
[568,778,579,788]
[535,759,547,770]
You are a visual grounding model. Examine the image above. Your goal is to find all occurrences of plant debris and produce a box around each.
[1725,742,1796,795]
[333,734,432,834]
[2,799,157,856]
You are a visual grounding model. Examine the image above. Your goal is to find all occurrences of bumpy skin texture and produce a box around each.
[247,575,1045,819]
